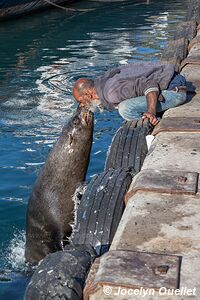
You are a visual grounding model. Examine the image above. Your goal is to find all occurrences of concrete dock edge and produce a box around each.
[83,1,200,299]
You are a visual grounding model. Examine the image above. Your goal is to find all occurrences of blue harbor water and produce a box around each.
[0,1,187,299]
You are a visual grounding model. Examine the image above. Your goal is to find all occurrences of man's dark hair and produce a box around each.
[73,78,94,97]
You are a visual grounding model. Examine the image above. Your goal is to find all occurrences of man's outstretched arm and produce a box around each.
[142,91,159,126]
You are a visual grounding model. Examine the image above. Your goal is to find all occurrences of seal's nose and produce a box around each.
[81,109,93,127]
[83,111,91,126]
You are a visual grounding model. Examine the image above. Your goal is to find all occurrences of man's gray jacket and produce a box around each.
[94,62,175,109]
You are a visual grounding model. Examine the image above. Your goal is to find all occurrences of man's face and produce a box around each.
[74,87,99,108]
[79,89,94,107]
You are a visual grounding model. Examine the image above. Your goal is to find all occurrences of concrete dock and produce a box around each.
[83,2,200,299]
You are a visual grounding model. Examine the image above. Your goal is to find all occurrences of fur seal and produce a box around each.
[25,106,94,264]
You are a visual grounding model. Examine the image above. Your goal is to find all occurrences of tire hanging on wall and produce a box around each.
[70,168,132,256]
[104,120,150,173]
[24,245,96,300]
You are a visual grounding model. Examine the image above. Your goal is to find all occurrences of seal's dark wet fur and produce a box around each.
[25,107,94,264]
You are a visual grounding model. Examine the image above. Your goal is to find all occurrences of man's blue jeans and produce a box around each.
[118,90,187,120]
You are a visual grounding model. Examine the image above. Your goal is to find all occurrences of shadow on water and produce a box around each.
[0,0,188,299]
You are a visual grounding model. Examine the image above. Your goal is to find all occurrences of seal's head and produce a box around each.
[80,107,94,128]
[64,106,94,158]
[72,78,101,112]
[74,106,94,129]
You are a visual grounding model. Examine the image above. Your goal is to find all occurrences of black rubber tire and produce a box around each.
[104,120,149,173]
[70,169,132,256]
[24,245,96,300]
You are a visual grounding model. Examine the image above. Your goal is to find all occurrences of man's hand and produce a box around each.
[143,91,159,126]
[142,112,159,126]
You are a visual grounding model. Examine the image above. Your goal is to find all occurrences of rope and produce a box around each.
[43,0,95,12]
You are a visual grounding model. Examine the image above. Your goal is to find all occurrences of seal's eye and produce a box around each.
[72,117,81,126]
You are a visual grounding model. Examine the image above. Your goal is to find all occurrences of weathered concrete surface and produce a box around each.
[153,117,200,135]
[125,170,198,202]
[181,27,200,92]
[160,38,188,72]
[141,132,200,173]
[84,250,182,300]
[188,42,200,55]
[181,64,200,92]
[197,24,200,35]
[110,192,200,298]
[186,0,200,24]
[85,93,200,299]
[87,191,200,299]
[85,97,200,299]
[85,6,200,299]
[111,192,200,255]
[188,35,200,50]
[162,94,200,118]
[174,20,197,41]
[179,18,200,93]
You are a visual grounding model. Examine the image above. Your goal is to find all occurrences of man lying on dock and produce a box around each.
[72,62,187,125]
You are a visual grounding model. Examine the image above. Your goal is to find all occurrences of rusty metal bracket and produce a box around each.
[125,169,198,204]
[83,250,181,300]
[153,117,200,136]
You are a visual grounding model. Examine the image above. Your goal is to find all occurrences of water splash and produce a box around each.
[4,230,30,273]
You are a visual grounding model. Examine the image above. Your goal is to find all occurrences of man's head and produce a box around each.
[72,78,100,109]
